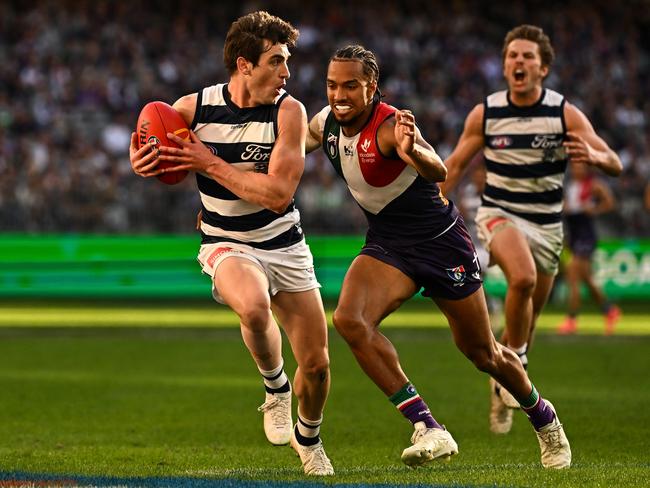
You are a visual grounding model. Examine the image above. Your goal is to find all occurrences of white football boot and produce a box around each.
[401,422,459,467]
[290,431,334,476]
[257,391,292,445]
[536,401,572,469]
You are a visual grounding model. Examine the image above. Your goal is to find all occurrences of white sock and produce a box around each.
[297,411,322,440]
[509,344,528,369]
[258,361,290,392]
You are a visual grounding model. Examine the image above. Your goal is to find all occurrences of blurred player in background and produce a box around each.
[129,11,333,476]
[441,24,622,434]
[558,162,620,335]
[306,45,571,469]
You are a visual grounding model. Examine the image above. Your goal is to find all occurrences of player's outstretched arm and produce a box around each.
[440,103,485,195]
[564,103,623,177]
[383,110,446,182]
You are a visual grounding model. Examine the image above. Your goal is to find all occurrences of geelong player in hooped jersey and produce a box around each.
[129,11,333,476]
[442,25,622,440]
[306,45,570,469]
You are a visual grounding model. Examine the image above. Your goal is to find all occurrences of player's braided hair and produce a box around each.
[331,45,382,101]
[224,11,299,74]
[502,24,555,69]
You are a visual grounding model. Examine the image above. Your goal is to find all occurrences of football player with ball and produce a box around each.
[129,11,333,476]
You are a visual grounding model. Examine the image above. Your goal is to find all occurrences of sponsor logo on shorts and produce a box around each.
[206,246,240,268]
[446,265,466,286]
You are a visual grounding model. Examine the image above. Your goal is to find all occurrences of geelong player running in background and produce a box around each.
[441,24,622,435]
[307,45,571,469]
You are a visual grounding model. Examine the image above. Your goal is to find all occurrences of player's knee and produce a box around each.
[332,310,370,346]
[300,354,330,379]
[464,344,499,374]
[508,272,536,296]
[238,300,272,331]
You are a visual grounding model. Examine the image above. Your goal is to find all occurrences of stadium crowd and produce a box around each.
[1,0,648,236]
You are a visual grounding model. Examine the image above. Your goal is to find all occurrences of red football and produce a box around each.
[136,101,190,185]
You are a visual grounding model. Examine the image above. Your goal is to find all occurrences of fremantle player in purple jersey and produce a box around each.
[306,45,571,469]
[557,162,620,335]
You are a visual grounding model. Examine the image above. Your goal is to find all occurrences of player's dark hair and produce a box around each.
[331,45,382,101]
[224,11,299,74]
[502,24,555,70]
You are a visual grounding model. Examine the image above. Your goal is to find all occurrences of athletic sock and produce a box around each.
[259,362,291,394]
[520,384,556,431]
[294,412,321,446]
[389,383,441,429]
[509,344,528,370]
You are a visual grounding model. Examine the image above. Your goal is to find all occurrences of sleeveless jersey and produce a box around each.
[191,83,303,249]
[317,102,457,245]
[482,88,567,225]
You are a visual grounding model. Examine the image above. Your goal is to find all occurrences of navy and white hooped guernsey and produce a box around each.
[191,83,303,250]
[482,88,568,225]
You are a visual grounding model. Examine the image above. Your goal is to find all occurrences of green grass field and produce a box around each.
[0,301,648,487]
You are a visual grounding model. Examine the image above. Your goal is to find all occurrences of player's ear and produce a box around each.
[368,81,378,101]
[237,57,253,76]
[540,64,549,79]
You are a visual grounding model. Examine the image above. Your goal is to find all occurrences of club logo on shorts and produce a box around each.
[446,265,466,286]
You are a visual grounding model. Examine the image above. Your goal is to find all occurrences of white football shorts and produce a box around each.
[197,239,321,304]
[476,206,564,276]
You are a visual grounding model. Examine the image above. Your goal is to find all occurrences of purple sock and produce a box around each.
[523,397,556,431]
[389,383,442,429]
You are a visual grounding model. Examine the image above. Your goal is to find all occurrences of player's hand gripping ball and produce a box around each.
[136,101,190,185]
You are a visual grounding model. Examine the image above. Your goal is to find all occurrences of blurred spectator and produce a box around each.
[0,0,648,237]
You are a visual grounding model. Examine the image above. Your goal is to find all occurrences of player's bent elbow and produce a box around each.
[267,196,292,214]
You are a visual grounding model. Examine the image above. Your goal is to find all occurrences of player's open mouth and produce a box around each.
[514,69,526,82]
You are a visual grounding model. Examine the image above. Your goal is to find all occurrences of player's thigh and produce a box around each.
[337,254,418,327]
[434,287,495,352]
[271,288,329,367]
[214,256,270,314]
[490,226,536,284]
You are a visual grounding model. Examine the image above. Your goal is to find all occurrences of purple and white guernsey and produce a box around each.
[316,101,458,246]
